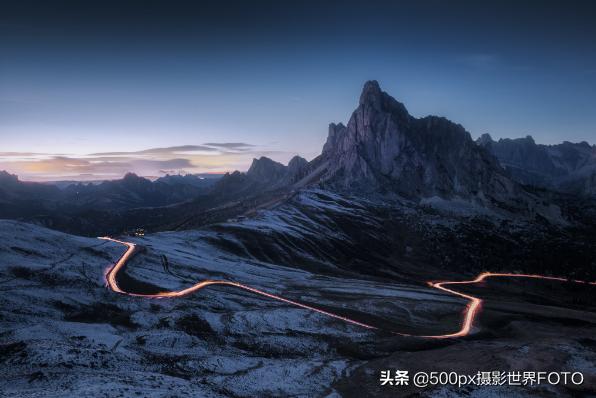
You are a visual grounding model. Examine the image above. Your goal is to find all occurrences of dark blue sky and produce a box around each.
[1,1,596,179]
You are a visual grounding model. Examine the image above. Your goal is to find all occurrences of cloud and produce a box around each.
[89,143,257,157]
[0,143,298,181]
[0,156,196,180]
[202,142,255,150]
[89,145,218,156]
[0,152,48,157]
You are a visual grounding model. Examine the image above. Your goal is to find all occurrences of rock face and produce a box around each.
[0,81,580,232]
[247,157,288,183]
[317,81,518,202]
[211,81,565,221]
[478,134,596,196]
[210,155,310,202]
[245,155,309,186]
[286,155,309,182]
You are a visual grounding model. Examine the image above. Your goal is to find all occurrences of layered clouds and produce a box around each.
[0,143,294,181]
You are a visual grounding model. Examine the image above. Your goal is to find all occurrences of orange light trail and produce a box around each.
[99,237,595,339]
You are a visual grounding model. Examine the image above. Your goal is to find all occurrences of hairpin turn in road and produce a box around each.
[99,237,595,339]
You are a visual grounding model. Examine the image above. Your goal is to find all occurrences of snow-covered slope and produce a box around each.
[1,190,595,397]
[0,218,463,397]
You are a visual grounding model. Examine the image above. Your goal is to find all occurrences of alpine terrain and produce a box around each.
[1,81,595,397]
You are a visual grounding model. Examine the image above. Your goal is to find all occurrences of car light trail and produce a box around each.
[99,237,377,330]
[100,237,595,339]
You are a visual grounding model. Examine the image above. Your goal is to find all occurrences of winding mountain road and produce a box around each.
[100,237,595,339]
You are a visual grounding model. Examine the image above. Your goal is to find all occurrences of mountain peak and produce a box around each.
[248,156,278,170]
[477,133,494,146]
[357,80,411,122]
[123,172,142,181]
[359,80,383,107]
[524,135,535,144]
[247,157,287,181]
[288,155,307,169]
[0,170,19,184]
[317,80,519,202]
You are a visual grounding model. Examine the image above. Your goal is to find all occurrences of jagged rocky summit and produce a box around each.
[232,81,565,221]
[317,80,520,201]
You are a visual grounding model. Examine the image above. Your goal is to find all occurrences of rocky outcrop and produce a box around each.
[478,134,596,196]
[245,155,308,185]
[246,157,288,183]
[285,155,309,185]
[317,81,519,204]
[212,155,311,200]
[212,81,566,221]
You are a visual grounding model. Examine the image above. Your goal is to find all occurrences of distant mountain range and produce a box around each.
[0,81,594,235]
[477,134,596,196]
[0,171,220,218]
[218,81,596,205]
[210,81,580,222]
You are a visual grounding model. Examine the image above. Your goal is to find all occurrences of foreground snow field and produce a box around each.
[0,218,411,396]
[1,191,595,397]
[0,218,448,397]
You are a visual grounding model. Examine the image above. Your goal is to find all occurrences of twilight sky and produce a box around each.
[1,0,596,181]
